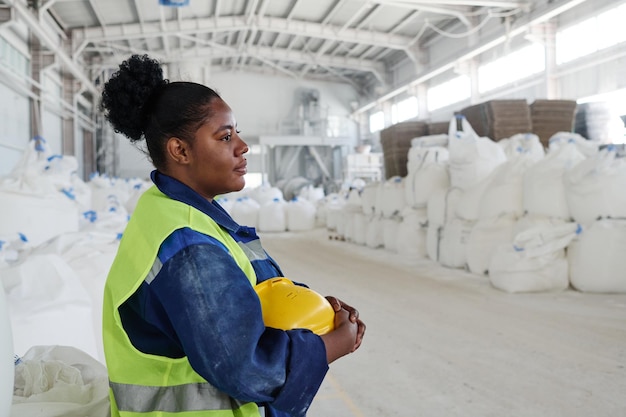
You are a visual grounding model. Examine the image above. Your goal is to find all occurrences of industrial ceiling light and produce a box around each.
[159,0,190,6]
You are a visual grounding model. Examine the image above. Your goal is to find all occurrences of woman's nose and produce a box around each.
[237,136,249,155]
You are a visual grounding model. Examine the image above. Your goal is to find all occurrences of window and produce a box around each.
[427,76,471,112]
[391,96,418,124]
[369,111,385,133]
[0,38,30,77]
[478,44,545,93]
[556,19,597,64]
[556,3,626,64]
[596,5,626,49]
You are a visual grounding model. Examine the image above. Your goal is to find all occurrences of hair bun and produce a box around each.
[101,54,168,142]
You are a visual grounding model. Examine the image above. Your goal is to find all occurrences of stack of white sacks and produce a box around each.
[323,115,626,295]
[0,138,140,416]
[217,183,323,233]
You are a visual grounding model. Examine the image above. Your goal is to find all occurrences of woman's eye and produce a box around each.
[222,134,232,142]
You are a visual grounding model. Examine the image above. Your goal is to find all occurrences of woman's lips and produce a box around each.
[234,163,247,175]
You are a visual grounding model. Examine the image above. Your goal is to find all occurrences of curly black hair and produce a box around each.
[101,54,166,142]
[101,54,222,170]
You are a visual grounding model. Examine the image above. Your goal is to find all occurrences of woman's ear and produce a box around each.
[166,137,191,165]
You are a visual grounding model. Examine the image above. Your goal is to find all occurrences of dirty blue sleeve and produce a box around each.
[123,230,328,416]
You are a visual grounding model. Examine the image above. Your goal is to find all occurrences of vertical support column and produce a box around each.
[82,128,95,177]
[544,23,558,99]
[62,70,77,155]
[29,35,44,140]
[415,84,428,120]
[382,101,392,128]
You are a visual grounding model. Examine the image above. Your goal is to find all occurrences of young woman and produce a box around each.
[100,54,365,417]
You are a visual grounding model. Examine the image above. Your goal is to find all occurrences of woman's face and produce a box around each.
[185,98,249,201]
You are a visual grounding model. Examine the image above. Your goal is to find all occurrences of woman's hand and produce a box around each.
[323,296,366,361]
[326,296,366,351]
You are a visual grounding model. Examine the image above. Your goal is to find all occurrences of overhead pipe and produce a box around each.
[7,0,98,96]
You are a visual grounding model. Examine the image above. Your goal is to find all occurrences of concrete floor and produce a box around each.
[259,229,626,417]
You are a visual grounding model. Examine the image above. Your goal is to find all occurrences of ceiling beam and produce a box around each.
[5,0,97,95]
[72,15,414,52]
[123,40,385,76]
[378,0,526,7]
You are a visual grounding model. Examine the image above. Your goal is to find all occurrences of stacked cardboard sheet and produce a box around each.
[461,100,532,141]
[530,99,577,147]
[380,121,427,179]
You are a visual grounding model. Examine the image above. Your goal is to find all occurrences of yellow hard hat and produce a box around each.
[254,277,335,335]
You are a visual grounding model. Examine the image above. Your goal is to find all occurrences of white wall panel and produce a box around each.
[208,71,359,141]
[0,82,30,177]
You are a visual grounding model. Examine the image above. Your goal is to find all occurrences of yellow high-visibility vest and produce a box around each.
[103,186,259,417]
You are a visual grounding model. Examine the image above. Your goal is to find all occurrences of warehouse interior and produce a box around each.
[1,0,625,416]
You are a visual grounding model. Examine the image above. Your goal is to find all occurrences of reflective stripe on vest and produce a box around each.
[110,381,245,413]
[237,239,268,262]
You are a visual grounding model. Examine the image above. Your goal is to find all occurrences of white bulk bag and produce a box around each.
[360,182,379,215]
[478,154,538,220]
[314,200,327,228]
[365,215,384,249]
[88,175,131,213]
[1,137,56,196]
[410,133,448,148]
[3,254,98,358]
[438,217,474,269]
[297,185,325,203]
[11,345,110,417]
[250,184,284,206]
[0,191,79,248]
[33,231,120,364]
[497,133,545,161]
[382,217,401,252]
[231,197,260,228]
[426,224,442,262]
[427,187,462,227]
[0,283,13,417]
[466,214,516,276]
[320,193,345,230]
[448,115,507,190]
[548,131,599,158]
[564,146,626,225]
[512,213,567,237]
[395,208,427,260]
[325,205,343,231]
[488,222,580,293]
[258,198,287,232]
[333,209,348,238]
[405,147,450,209]
[42,155,92,211]
[455,176,492,222]
[568,219,626,293]
[346,188,363,209]
[523,141,587,220]
[286,197,316,231]
[377,177,406,218]
[352,212,369,246]
[343,210,355,242]
[406,143,449,169]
